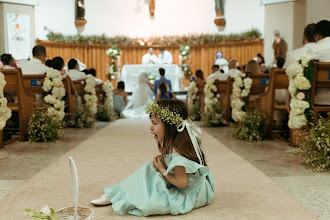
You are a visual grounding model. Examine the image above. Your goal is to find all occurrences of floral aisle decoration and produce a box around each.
[232,108,266,141]
[42,68,66,121]
[179,45,192,80]
[187,81,201,121]
[0,71,12,130]
[294,113,330,172]
[25,205,58,220]
[97,81,117,122]
[28,68,65,142]
[202,79,226,126]
[230,70,266,141]
[231,70,252,123]
[28,110,64,142]
[106,44,121,81]
[286,53,314,129]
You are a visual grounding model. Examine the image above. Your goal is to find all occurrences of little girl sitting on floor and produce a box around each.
[91,99,215,216]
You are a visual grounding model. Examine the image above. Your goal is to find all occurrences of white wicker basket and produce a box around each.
[56,157,95,220]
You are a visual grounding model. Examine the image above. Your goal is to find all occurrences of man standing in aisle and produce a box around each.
[158,48,173,64]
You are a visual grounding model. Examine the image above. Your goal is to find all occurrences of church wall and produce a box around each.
[306,0,330,24]
[35,0,264,39]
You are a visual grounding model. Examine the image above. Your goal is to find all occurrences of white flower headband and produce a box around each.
[146,102,204,165]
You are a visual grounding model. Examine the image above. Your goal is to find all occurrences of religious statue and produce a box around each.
[75,0,87,32]
[214,0,226,28]
[149,0,156,17]
[77,0,85,20]
[272,30,287,62]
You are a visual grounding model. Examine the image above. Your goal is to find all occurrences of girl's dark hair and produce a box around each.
[117,81,125,90]
[45,60,52,68]
[51,57,64,71]
[195,69,204,80]
[159,82,167,93]
[1,54,13,65]
[68,59,78,70]
[155,100,207,166]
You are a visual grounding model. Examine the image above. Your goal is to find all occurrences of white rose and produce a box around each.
[40,206,52,216]
[241,89,250,97]
[288,79,297,97]
[300,53,314,67]
[288,114,307,129]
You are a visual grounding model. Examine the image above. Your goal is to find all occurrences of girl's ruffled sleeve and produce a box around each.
[163,154,209,176]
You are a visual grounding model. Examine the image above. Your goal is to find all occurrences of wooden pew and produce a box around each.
[246,73,270,108]
[1,69,35,145]
[23,75,78,121]
[72,80,85,105]
[216,77,234,123]
[259,68,288,139]
[95,84,104,105]
[311,62,330,112]
[22,74,47,109]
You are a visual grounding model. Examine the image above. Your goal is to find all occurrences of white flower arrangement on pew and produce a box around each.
[0,71,12,130]
[74,75,97,128]
[28,68,65,142]
[187,81,200,121]
[230,70,267,141]
[286,53,314,129]
[202,79,226,126]
[43,68,66,121]
[84,75,98,116]
[231,70,252,123]
[97,81,117,121]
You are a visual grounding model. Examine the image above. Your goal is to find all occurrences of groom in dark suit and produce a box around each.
[153,68,172,97]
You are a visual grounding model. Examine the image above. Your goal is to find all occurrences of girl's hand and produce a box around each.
[153,155,167,174]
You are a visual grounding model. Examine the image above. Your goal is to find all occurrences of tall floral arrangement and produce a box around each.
[286,53,314,129]
[179,45,192,80]
[0,71,12,130]
[187,81,200,121]
[202,79,226,126]
[97,81,116,121]
[231,70,252,122]
[84,75,98,117]
[106,44,120,81]
[42,68,66,121]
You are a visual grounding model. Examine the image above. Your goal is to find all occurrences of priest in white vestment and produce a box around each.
[158,48,173,64]
[142,48,158,64]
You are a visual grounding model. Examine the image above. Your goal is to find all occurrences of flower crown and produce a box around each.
[146,102,185,126]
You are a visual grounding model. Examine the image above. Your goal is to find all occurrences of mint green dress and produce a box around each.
[104,153,215,216]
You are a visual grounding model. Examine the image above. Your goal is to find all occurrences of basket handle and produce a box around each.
[69,156,79,220]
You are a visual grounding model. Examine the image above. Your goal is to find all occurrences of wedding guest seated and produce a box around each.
[255,53,266,72]
[21,45,49,75]
[310,19,330,105]
[207,65,226,81]
[89,68,103,85]
[45,57,65,74]
[142,48,158,64]
[195,69,205,87]
[284,23,316,68]
[158,48,173,64]
[113,81,128,115]
[153,68,172,97]
[65,59,87,81]
[225,59,240,78]
[1,53,16,69]
[245,60,262,76]
[156,82,177,101]
[276,57,285,69]
[214,57,229,73]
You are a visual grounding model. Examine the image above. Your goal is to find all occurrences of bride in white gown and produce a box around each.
[122,72,154,118]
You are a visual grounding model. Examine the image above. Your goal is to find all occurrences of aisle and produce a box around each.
[0,119,315,219]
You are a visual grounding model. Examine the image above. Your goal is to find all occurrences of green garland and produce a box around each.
[46,29,261,46]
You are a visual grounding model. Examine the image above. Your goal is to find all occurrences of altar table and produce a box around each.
[121,64,181,92]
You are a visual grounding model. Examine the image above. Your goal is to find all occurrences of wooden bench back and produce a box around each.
[22,74,46,94]
[72,80,85,104]
[2,68,35,141]
[95,84,104,105]
[247,73,270,95]
[311,62,330,112]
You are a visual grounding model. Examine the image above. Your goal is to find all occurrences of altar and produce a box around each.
[120,64,181,92]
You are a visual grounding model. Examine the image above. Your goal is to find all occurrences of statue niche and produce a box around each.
[75,0,87,32]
